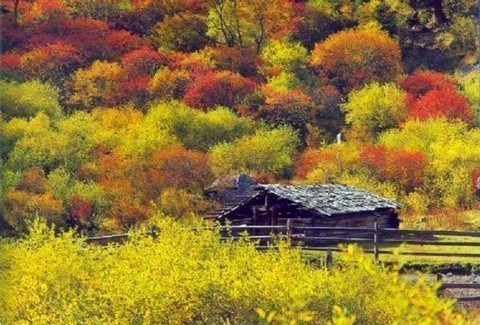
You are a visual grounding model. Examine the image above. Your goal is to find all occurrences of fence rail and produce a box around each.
[437,274,480,302]
[85,222,480,261]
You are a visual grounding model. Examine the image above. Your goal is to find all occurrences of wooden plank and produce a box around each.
[377,251,480,258]
[293,226,374,233]
[301,247,376,254]
[292,236,372,243]
[221,225,287,230]
[456,297,480,302]
[382,240,480,246]
[301,247,345,252]
[220,236,273,240]
[381,229,480,237]
[441,283,480,289]
[85,234,129,242]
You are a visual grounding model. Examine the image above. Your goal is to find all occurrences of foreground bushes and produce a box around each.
[0,218,470,324]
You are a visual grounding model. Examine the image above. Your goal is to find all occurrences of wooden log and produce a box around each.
[381,240,480,246]
[381,229,480,237]
[376,251,480,258]
[293,226,374,232]
[441,283,480,289]
[292,236,372,243]
[456,297,480,302]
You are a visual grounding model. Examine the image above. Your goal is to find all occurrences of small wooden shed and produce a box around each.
[208,180,400,230]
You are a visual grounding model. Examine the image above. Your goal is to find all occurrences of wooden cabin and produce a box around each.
[207,177,400,233]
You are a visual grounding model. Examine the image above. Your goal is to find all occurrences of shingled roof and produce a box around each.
[214,183,400,220]
[260,184,400,217]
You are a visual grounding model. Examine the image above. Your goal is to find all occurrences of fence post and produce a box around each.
[326,249,333,269]
[150,226,157,239]
[436,273,444,297]
[286,218,292,241]
[373,222,379,263]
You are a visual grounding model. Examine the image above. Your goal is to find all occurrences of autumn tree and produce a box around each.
[360,144,428,192]
[68,60,123,108]
[257,86,314,144]
[210,126,300,178]
[62,0,124,21]
[206,0,296,52]
[168,50,216,76]
[22,0,69,24]
[261,39,308,76]
[311,27,403,92]
[68,194,94,229]
[20,41,82,83]
[2,167,65,232]
[149,67,191,100]
[120,47,167,78]
[260,38,312,90]
[151,13,209,52]
[112,76,152,106]
[456,70,480,126]
[308,85,344,144]
[143,101,256,151]
[0,53,23,79]
[294,148,330,180]
[209,46,261,78]
[293,0,348,49]
[183,71,256,110]
[140,146,214,197]
[399,70,457,99]
[297,143,362,184]
[408,88,473,123]
[5,113,68,172]
[342,82,408,140]
[0,79,63,120]
[25,18,142,62]
[379,119,480,207]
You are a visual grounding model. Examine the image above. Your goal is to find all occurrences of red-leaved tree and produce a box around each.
[20,41,82,82]
[408,89,473,124]
[184,71,257,110]
[399,71,457,99]
[121,47,167,78]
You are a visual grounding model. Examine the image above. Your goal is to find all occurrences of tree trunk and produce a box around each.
[13,0,19,26]
[430,0,449,26]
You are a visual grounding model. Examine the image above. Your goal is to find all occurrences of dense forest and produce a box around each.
[0,0,479,234]
[1,0,480,323]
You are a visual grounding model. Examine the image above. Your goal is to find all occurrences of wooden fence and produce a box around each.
[86,222,480,262]
[85,222,480,301]
[436,274,480,303]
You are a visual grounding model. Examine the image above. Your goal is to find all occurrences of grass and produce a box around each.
[400,209,480,231]
[299,234,480,268]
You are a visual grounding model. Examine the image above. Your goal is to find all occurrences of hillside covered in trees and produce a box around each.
[0,0,479,234]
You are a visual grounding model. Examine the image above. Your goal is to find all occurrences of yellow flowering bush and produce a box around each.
[0,218,471,324]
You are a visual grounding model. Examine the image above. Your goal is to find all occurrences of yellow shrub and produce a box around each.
[403,191,430,214]
[0,219,471,324]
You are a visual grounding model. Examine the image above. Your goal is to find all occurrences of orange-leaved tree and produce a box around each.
[311,27,402,92]
[360,145,428,192]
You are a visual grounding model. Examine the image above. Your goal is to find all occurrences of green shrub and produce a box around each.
[210,126,300,178]
[0,80,63,120]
